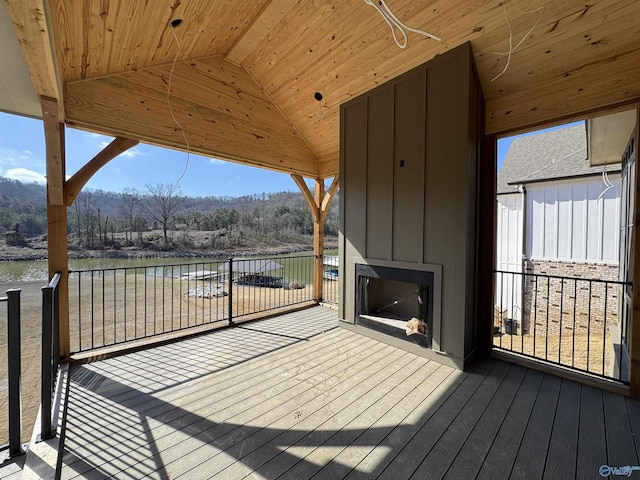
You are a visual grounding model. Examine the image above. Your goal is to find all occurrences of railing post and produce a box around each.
[41,284,53,440]
[228,257,234,325]
[7,289,24,457]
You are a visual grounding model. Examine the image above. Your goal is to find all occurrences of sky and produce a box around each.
[0,111,580,196]
[0,112,303,197]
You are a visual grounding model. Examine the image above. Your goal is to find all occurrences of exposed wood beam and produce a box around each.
[320,175,339,222]
[40,96,64,206]
[66,137,139,206]
[292,174,340,302]
[5,0,63,118]
[40,99,70,360]
[291,174,319,223]
[225,0,299,66]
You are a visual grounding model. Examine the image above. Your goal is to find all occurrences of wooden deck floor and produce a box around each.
[58,307,640,479]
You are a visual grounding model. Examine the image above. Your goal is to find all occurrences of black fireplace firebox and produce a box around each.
[355,264,434,348]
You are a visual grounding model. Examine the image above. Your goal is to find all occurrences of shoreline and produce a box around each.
[0,243,338,263]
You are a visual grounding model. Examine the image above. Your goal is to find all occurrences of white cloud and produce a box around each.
[86,132,108,140]
[5,167,46,184]
[210,158,225,165]
[121,148,143,158]
[98,140,144,158]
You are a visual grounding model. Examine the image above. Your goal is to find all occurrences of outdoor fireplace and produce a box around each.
[338,44,483,369]
[356,264,433,348]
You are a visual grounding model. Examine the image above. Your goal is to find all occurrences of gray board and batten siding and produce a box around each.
[339,42,484,369]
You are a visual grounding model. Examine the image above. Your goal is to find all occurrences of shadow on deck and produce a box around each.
[35,307,640,479]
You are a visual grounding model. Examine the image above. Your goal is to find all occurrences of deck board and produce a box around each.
[604,390,640,469]
[510,374,562,480]
[476,368,544,480]
[543,379,581,480]
[362,360,497,480]
[411,361,512,480]
[577,386,607,480]
[443,364,528,480]
[627,397,640,463]
[55,307,640,480]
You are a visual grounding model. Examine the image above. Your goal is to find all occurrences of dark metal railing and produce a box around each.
[0,288,24,460]
[69,255,316,354]
[494,269,631,384]
[321,255,339,305]
[41,273,61,441]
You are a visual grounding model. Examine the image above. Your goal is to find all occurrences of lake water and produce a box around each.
[0,250,335,283]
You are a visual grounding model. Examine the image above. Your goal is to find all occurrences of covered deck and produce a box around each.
[31,307,640,479]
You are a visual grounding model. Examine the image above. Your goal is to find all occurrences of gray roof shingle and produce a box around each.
[497,123,621,195]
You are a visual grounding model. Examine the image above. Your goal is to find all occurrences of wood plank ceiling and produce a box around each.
[37,0,640,177]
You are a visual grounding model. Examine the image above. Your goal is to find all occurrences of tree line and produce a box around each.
[0,177,339,250]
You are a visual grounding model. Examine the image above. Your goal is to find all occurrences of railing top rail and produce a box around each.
[45,272,62,290]
[1,288,22,301]
[493,269,632,287]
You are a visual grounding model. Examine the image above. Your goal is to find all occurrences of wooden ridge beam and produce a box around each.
[66,137,139,206]
[226,0,299,66]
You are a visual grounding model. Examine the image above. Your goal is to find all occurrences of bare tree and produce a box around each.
[142,183,184,245]
[120,188,140,244]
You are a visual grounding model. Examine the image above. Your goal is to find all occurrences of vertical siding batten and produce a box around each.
[524,176,621,264]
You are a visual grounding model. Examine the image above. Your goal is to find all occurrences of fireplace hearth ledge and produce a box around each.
[338,320,466,370]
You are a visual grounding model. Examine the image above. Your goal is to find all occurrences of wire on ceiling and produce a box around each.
[363,0,441,49]
[491,0,544,82]
[596,163,615,204]
[167,19,191,188]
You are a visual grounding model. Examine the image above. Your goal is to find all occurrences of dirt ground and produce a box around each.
[493,330,613,377]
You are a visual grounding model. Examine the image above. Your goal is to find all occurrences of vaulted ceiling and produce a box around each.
[4,0,640,178]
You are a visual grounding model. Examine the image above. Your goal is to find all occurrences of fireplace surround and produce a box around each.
[338,43,483,369]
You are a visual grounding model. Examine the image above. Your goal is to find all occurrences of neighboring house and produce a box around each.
[496,123,621,335]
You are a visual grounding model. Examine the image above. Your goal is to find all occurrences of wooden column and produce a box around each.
[631,109,640,400]
[292,175,340,302]
[313,179,325,301]
[40,97,70,361]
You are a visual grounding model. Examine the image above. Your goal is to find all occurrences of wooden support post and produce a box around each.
[631,109,640,400]
[40,97,70,361]
[291,175,340,303]
[313,179,325,302]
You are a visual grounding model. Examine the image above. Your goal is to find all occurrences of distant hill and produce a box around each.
[0,177,339,251]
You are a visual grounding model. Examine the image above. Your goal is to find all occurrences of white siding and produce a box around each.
[525,176,620,263]
[496,194,523,319]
